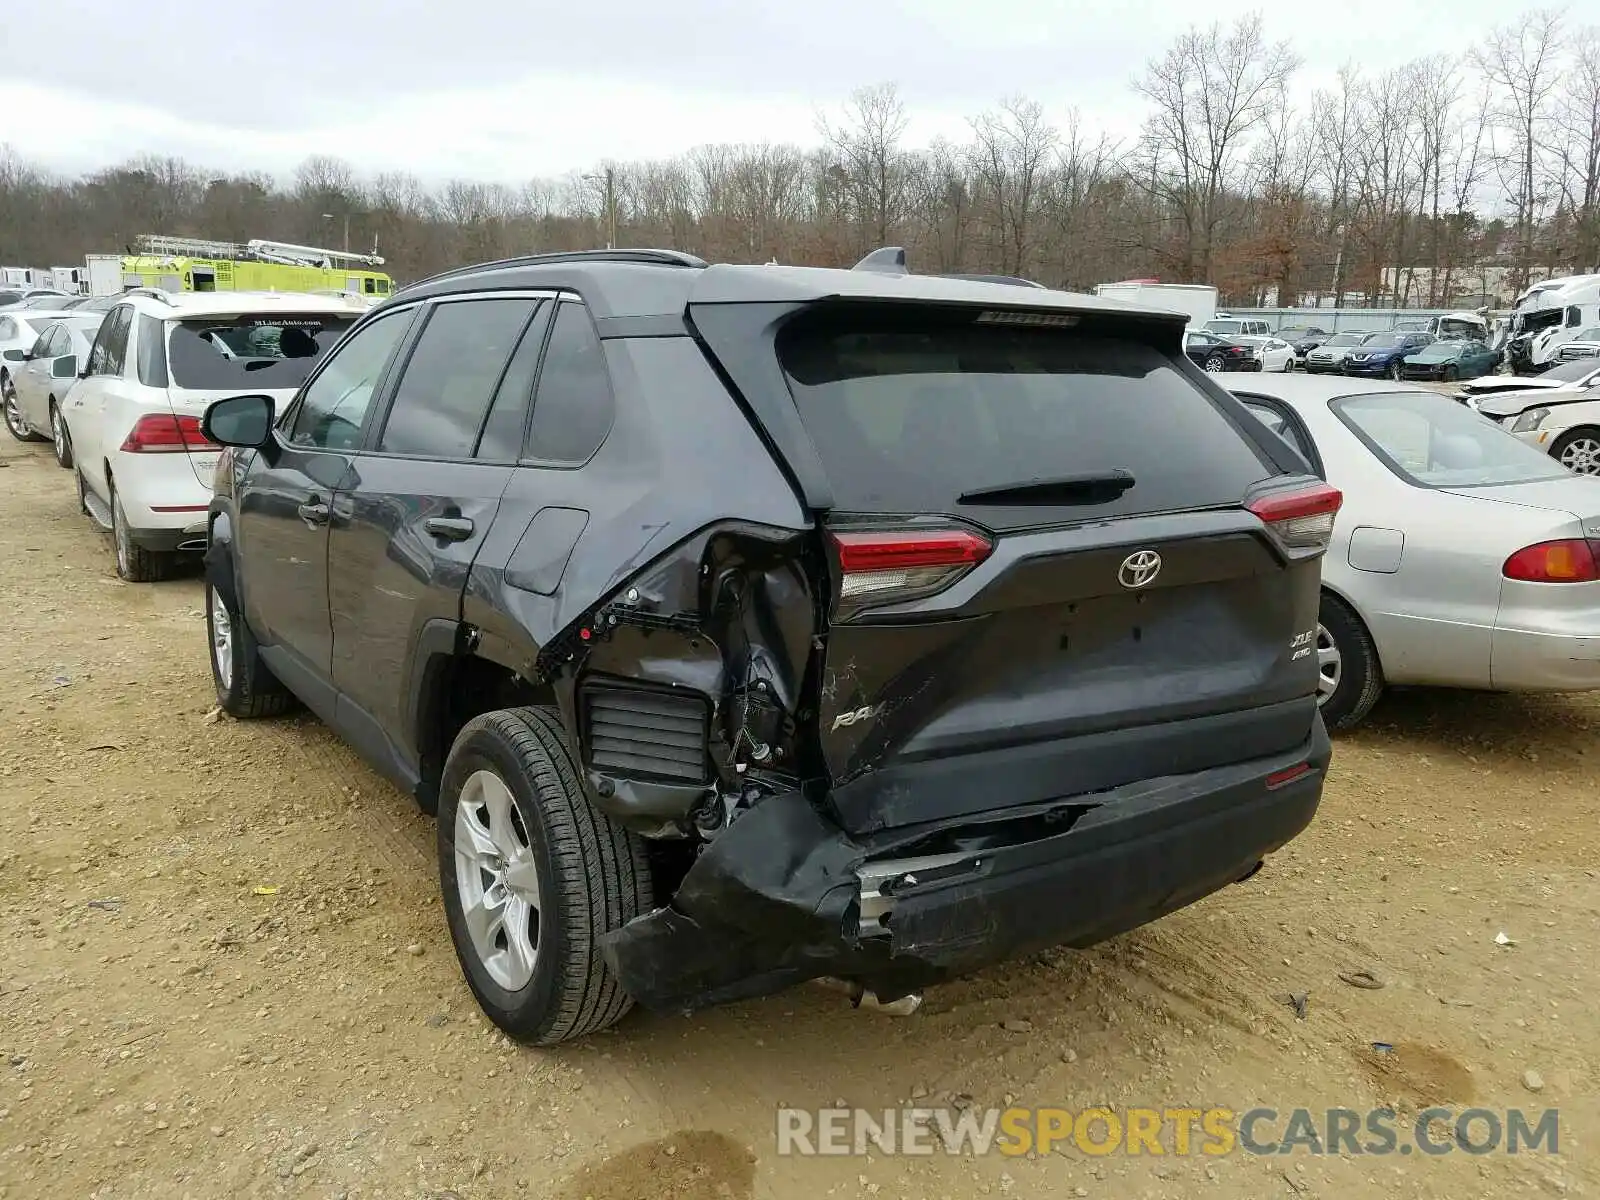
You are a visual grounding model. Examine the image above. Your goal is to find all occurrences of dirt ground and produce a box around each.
[1,433,1596,1200]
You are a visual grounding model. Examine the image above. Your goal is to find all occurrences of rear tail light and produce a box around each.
[1502,539,1600,583]
[120,413,219,453]
[829,528,993,608]
[1246,482,1343,551]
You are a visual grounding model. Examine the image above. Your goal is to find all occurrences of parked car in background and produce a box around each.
[1303,332,1373,375]
[199,248,1337,1044]
[1341,331,1435,379]
[1228,375,1600,729]
[1278,326,1331,365]
[2,313,103,451]
[1184,329,1262,372]
[1,308,77,434]
[1234,334,1295,372]
[1478,385,1600,476]
[1458,359,1600,407]
[60,290,365,581]
[1398,338,1500,382]
[1554,327,1600,362]
[1204,316,1271,338]
[0,287,71,310]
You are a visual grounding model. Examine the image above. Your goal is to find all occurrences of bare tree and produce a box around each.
[1553,26,1600,272]
[1134,15,1300,283]
[1475,8,1565,289]
[818,83,912,255]
[969,97,1059,276]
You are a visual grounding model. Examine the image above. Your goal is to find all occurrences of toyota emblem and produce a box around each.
[1118,550,1162,589]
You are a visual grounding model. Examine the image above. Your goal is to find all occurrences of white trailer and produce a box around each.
[1508,274,1600,374]
[1093,280,1219,331]
[84,254,125,297]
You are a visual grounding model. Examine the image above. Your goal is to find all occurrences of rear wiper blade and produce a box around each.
[958,470,1135,505]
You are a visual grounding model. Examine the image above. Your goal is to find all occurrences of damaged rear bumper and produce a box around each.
[600,716,1332,1013]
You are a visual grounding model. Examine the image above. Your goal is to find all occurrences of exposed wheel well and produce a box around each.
[1553,424,1600,443]
[417,654,557,810]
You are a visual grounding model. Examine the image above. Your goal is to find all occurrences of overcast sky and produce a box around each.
[0,0,1506,185]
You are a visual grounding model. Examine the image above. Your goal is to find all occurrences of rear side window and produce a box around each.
[136,314,168,388]
[378,297,538,458]
[166,314,356,390]
[524,302,614,464]
[778,315,1275,527]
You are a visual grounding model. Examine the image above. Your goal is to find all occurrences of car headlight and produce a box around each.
[1510,407,1550,433]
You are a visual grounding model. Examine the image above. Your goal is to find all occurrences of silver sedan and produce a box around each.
[1225,374,1600,729]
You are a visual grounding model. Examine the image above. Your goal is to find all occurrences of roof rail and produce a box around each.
[852,247,907,275]
[122,286,175,305]
[403,248,709,292]
[940,273,1048,289]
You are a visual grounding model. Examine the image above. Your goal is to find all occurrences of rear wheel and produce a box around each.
[1204,354,1226,373]
[207,582,294,717]
[437,706,654,1045]
[1317,592,1383,731]
[50,401,73,467]
[1387,360,1403,381]
[109,480,175,583]
[1551,428,1600,476]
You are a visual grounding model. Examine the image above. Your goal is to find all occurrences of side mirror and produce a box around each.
[202,394,276,449]
[1,348,25,363]
[53,355,77,379]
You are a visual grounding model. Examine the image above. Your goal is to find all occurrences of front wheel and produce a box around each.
[1205,354,1226,373]
[207,582,294,717]
[1317,593,1384,731]
[3,373,40,442]
[1551,427,1600,476]
[1388,360,1403,381]
[50,401,73,468]
[1441,364,1459,382]
[438,706,655,1045]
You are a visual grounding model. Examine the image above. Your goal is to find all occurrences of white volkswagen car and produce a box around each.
[60,290,366,581]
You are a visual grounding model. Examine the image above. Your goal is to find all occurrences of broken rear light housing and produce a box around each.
[829,528,993,610]
[1246,482,1342,551]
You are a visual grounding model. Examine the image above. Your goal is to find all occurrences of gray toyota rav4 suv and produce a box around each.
[200,248,1338,1044]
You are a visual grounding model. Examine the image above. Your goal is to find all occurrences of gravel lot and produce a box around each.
[1,432,1595,1200]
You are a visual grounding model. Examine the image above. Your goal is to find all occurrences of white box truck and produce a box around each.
[1093,280,1219,331]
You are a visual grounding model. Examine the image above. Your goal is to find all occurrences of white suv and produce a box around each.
[61,290,366,581]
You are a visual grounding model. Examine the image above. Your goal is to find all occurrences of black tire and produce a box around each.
[1387,360,1403,381]
[437,706,654,1045]
[3,371,41,442]
[109,480,175,583]
[1318,592,1384,732]
[1441,364,1459,382]
[50,400,73,468]
[1550,427,1600,476]
[1205,354,1227,373]
[206,580,294,718]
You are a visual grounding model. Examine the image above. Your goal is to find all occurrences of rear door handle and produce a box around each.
[297,500,330,526]
[424,516,475,542]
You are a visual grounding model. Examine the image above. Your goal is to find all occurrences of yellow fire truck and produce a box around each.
[117,235,394,299]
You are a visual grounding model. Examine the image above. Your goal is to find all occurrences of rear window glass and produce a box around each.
[165,314,356,390]
[1332,391,1567,488]
[777,317,1276,526]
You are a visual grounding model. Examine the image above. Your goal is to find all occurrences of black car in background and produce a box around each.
[1185,329,1262,373]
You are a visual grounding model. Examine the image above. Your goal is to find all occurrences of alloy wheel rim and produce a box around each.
[1316,624,1341,703]
[51,407,65,458]
[453,769,541,991]
[209,587,234,683]
[3,392,24,438]
[1206,358,1225,373]
[112,495,131,576]
[1559,437,1600,475]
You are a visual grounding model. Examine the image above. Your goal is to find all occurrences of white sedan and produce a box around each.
[1225,374,1600,730]
[2,313,103,456]
[1474,385,1600,476]
[2,308,79,444]
[1235,335,1295,372]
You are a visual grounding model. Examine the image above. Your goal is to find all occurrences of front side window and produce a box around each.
[377,297,538,458]
[288,310,411,450]
[1333,391,1567,488]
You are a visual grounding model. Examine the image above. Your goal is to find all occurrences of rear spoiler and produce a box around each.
[849,246,1047,290]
